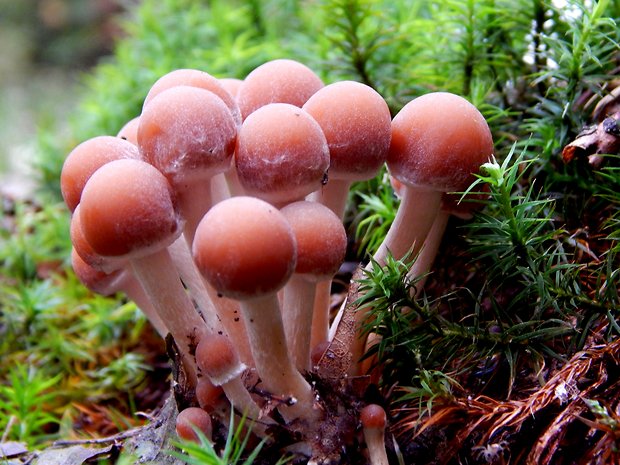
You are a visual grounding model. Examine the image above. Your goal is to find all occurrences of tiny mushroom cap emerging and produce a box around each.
[193,196,296,300]
[237,58,324,120]
[176,407,213,443]
[79,159,181,259]
[195,377,226,413]
[143,68,241,125]
[196,333,245,386]
[360,404,389,465]
[60,135,140,212]
[116,116,140,145]
[235,103,329,207]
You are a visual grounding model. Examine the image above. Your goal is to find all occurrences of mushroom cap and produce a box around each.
[138,86,237,185]
[360,403,387,430]
[71,247,126,296]
[70,205,127,273]
[116,116,140,145]
[235,103,329,205]
[175,407,213,443]
[303,81,392,181]
[387,92,493,193]
[237,59,324,119]
[280,201,347,280]
[193,196,297,300]
[195,377,226,412]
[195,333,244,386]
[61,136,140,212]
[79,158,182,259]
[143,68,241,125]
[219,78,243,99]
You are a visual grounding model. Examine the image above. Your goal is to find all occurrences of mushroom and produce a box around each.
[237,58,323,120]
[193,196,319,423]
[406,179,489,294]
[78,158,216,387]
[303,80,392,218]
[280,201,347,371]
[60,135,140,213]
[374,91,493,266]
[176,407,213,443]
[360,404,389,465]
[234,103,329,208]
[219,77,243,100]
[138,85,237,243]
[195,333,268,423]
[348,92,493,375]
[142,68,241,126]
[302,81,391,348]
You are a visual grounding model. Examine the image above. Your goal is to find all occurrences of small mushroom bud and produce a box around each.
[60,135,140,213]
[176,407,213,443]
[280,201,347,371]
[237,59,323,120]
[360,404,389,465]
[196,334,267,423]
[193,196,319,423]
[235,103,329,207]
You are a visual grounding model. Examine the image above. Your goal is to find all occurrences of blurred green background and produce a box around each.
[0,0,129,197]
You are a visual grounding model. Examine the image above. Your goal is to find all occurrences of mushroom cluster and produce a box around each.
[62,58,493,463]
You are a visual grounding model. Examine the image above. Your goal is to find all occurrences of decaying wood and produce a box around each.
[562,111,620,167]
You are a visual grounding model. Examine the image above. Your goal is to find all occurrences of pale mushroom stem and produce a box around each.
[116,272,169,338]
[407,210,450,295]
[130,248,211,387]
[309,179,352,219]
[308,178,351,351]
[239,293,318,423]
[282,274,319,372]
[372,187,442,267]
[349,187,442,376]
[210,172,232,205]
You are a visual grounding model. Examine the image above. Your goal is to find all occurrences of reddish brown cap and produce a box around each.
[303,81,391,181]
[70,205,127,273]
[138,86,237,185]
[388,92,493,193]
[196,334,244,385]
[176,407,213,443]
[235,103,329,205]
[195,377,226,413]
[61,136,140,212]
[237,59,324,119]
[71,247,126,296]
[280,201,347,280]
[143,68,241,125]
[360,404,387,430]
[79,158,182,259]
[116,117,140,145]
[193,196,296,300]
[219,78,243,99]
